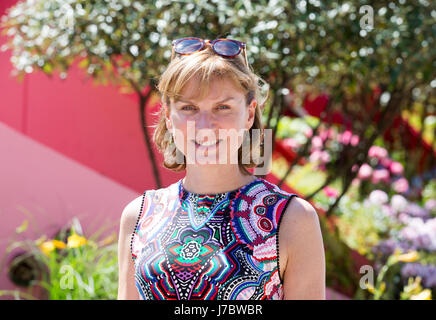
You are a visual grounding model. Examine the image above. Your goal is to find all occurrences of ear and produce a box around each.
[246,98,257,130]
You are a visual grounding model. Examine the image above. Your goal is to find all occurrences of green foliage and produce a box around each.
[2,0,434,100]
[1,218,118,300]
[336,194,400,257]
[318,215,359,296]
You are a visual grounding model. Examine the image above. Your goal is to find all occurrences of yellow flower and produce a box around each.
[366,282,375,293]
[410,289,432,300]
[52,240,66,249]
[397,251,419,262]
[39,241,55,256]
[67,233,87,248]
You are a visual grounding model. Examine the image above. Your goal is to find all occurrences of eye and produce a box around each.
[217,105,231,110]
[181,105,196,111]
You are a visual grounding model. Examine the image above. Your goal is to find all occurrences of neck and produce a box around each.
[182,164,256,194]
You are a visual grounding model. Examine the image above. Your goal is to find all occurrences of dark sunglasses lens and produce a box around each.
[214,40,240,56]
[175,39,203,54]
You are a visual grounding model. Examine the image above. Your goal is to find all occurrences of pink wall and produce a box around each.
[0,122,141,293]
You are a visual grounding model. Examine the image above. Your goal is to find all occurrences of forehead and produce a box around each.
[173,75,245,104]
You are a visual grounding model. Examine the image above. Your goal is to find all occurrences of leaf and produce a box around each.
[78,58,89,69]
[15,220,28,234]
[43,63,53,74]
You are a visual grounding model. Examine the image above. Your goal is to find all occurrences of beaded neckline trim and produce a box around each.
[177,177,261,230]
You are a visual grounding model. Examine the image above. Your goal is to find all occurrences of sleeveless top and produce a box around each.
[130,176,299,300]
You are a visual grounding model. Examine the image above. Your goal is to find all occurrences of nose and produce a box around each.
[196,111,217,130]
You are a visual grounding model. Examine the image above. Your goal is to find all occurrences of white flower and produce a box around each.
[368,190,389,206]
[391,194,408,213]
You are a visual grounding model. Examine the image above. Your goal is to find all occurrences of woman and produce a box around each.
[118,37,325,300]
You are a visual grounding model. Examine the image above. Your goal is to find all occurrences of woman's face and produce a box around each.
[165,75,256,166]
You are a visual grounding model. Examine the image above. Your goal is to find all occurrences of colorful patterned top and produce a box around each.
[130,176,299,300]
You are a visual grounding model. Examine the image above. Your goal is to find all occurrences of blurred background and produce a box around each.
[0,0,435,300]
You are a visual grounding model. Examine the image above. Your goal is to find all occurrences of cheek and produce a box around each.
[220,111,248,129]
[170,118,188,150]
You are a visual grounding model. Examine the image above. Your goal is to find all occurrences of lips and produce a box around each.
[193,139,223,148]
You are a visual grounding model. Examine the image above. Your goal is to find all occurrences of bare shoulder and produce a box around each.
[119,192,147,233]
[280,196,322,244]
[285,196,319,222]
[279,196,326,299]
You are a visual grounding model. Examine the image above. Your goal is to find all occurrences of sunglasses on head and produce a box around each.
[171,37,248,65]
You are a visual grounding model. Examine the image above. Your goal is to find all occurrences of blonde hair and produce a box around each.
[153,42,269,175]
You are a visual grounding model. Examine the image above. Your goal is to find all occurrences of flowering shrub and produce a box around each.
[365,249,432,300]
[277,116,416,199]
[0,218,118,300]
[275,116,435,299]
[337,186,436,299]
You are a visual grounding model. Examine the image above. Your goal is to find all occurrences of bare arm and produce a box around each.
[117,196,142,300]
[280,197,326,299]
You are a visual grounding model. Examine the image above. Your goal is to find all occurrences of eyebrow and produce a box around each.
[176,97,237,104]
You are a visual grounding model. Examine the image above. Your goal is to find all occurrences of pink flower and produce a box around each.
[372,168,390,184]
[311,136,323,149]
[309,150,322,162]
[327,128,335,139]
[283,137,300,150]
[380,157,393,168]
[320,151,331,163]
[324,186,339,198]
[340,130,353,145]
[393,178,409,193]
[319,130,328,142]
[304,127,313,138]
[357,163,373,180]
[368,146,388,159]
[351,178,361,187]
[389,161,404,175]
[350,135,360,146]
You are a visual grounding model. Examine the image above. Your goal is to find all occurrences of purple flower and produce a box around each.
[372,239,397,256]
[405,203,429,219]
[401,263,436,288]
[399,217,436,251]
